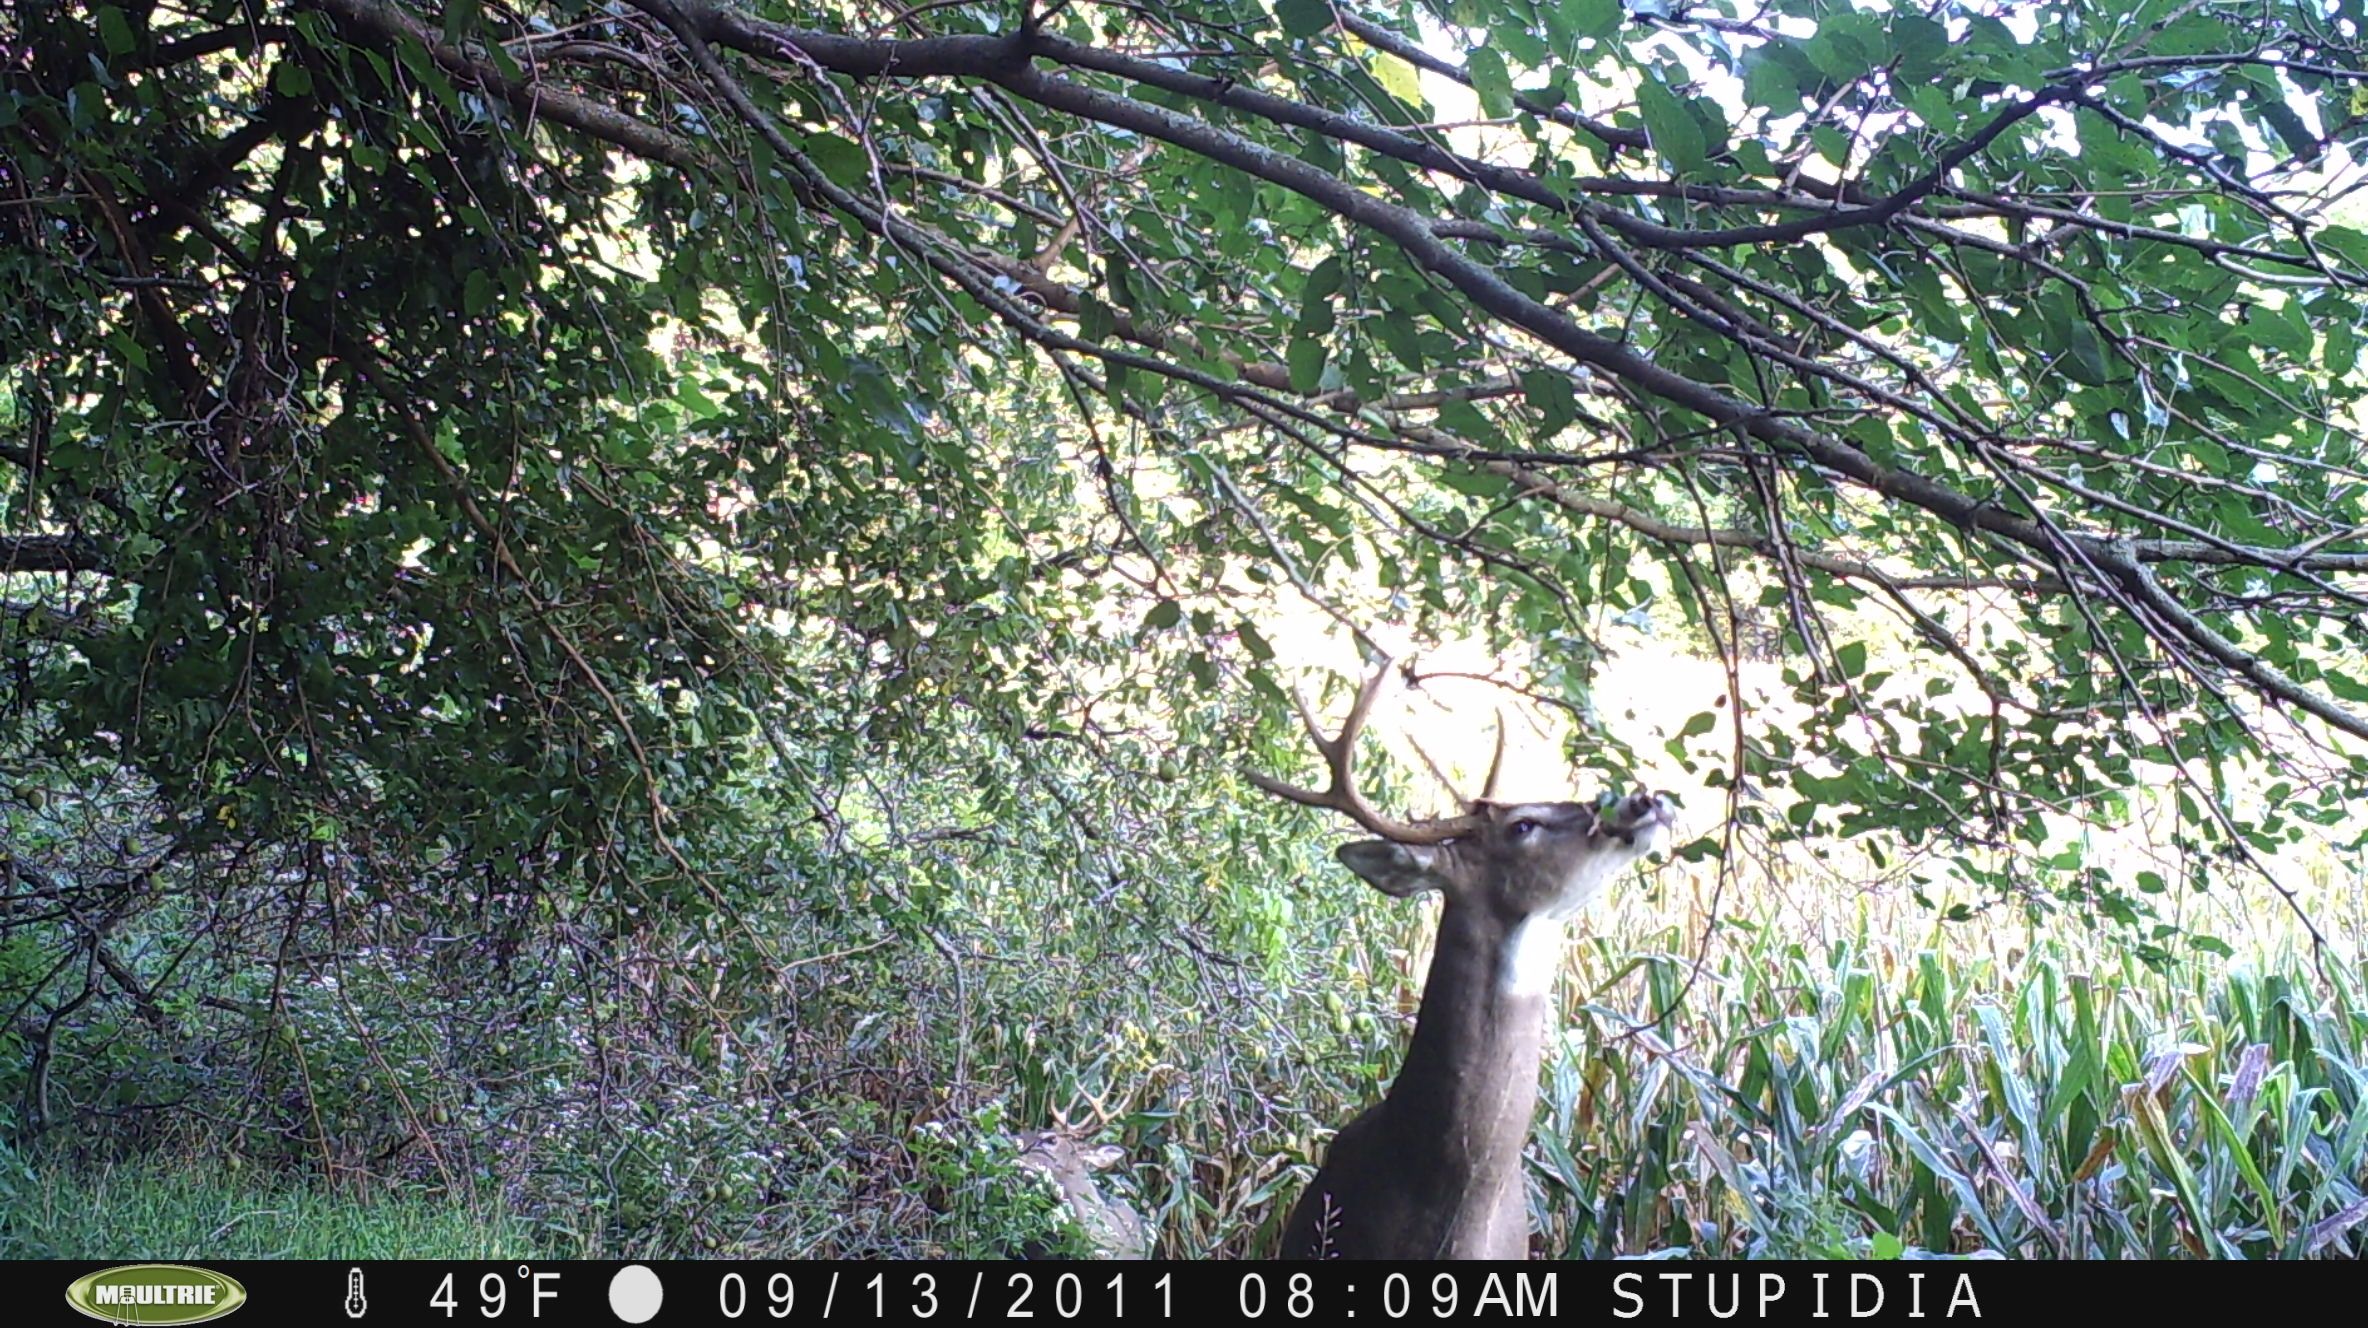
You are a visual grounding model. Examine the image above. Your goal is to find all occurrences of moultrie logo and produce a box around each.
[63,1264,249,1325]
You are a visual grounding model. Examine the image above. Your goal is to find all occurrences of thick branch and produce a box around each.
[1489,461,2062,596]
[313,0,712,174]
[0,534,109,575]
[126,24,296,72]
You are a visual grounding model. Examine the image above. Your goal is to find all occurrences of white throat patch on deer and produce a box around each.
[1497,794,1676,996]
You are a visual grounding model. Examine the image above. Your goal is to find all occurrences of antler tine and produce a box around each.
[1282,676,1331,753]
[1076,1084,1121,1131]
[1475,710,1508,806]
[1326,659,1393,767]
[1246,659,1486,845]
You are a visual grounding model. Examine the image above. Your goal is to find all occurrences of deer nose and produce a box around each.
[1627,790,1677,827]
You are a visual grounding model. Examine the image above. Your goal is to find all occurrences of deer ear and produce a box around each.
[1336,840,1448,897]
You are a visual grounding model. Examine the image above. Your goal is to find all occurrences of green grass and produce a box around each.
[0,1158,562,1260]
[1518,918,2368,1258]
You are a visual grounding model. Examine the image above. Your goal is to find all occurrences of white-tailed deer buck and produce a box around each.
[1250,663,1675,1260]
[1013,1130,1151,1259]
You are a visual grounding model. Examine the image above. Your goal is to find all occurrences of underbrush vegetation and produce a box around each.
[9,806,2362,1259]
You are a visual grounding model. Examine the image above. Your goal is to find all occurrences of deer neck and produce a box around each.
[1383,898,1560,1178]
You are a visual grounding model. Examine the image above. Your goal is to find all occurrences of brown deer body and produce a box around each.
[1250,665,1673,1259]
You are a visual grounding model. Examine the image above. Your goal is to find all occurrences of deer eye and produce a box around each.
[1509,818,1539,839]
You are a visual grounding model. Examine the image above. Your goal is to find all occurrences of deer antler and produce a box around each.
[1477,710,1507,805]
[1246,659,1488,845]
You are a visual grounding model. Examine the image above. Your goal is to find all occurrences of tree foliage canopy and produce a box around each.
[9,0,2368,939]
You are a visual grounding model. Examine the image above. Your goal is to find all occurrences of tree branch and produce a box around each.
[308,0,2368,743]
[0,534,109,575]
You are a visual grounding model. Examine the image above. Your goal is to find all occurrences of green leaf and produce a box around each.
[1437,397,1491,441]
[1373,311,1425,371]
[463,270,495,317]
[1888,15,1949,85]
[674,379,723,422]
[1467,46,1516,119]
[434,417,465,467]
[1297,256,1343,335]
[1077,293,1117,344]
[1520,368,1579,436]
[441,0,483,45]
[1367,50,1425,108]
[2250,299,2312,363]
[1803,12,1883,83]
[803,134,870,188]
[1559,0,1624,41]
[1287,337,1328,393]
[1237,620,1275,662]
[2325,318,2358,377]
[1275,0,1334,39]
[1635,73,1708,176]
[96,6,136,57]
[2062,321,2113,385]
[1741,50,1805,114]
[2317,225,2368,271]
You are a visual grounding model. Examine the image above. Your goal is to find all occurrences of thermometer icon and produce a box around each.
[345,1266,368,1319]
